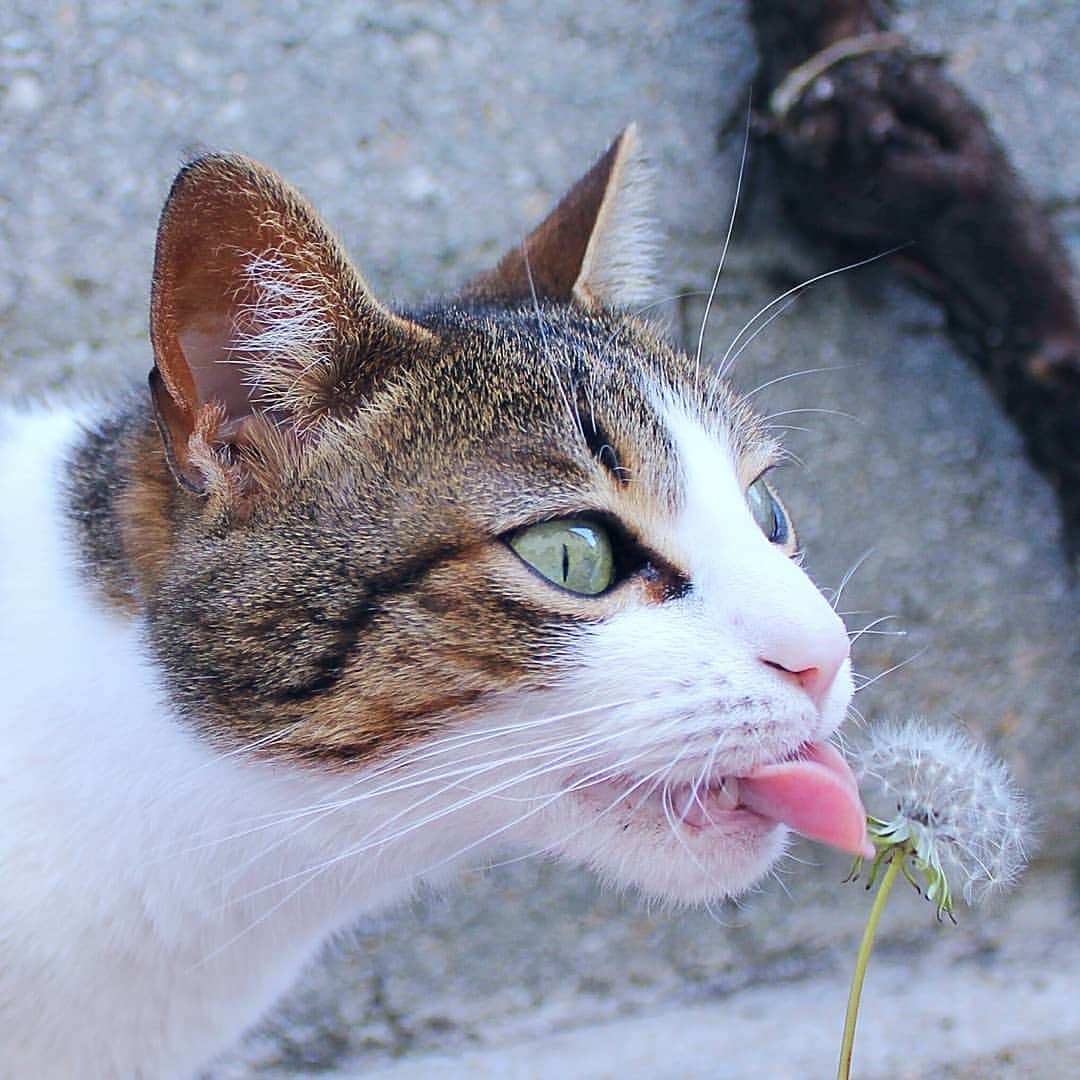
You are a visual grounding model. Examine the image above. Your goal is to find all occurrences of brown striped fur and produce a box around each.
[68,129,780,765]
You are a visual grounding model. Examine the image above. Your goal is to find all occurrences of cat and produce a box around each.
[0,125,869,1077]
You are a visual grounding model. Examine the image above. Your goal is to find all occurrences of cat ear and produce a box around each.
[466,124,656,310]
[149,154,434,493]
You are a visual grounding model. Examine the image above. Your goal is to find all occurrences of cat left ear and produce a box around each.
[466,124,656,310]
[149,154,435,494]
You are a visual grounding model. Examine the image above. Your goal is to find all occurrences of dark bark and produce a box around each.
[748,0,1080,554]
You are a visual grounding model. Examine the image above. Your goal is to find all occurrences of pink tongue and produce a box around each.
[739,743,873,857]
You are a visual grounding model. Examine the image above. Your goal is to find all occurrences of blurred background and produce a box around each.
[2,2,1077,1076]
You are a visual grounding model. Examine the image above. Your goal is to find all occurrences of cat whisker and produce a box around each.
[766,863,796,901]
[827,548,877,612]
[338,730,651,844]
[719,246,905,380]
[638,287,716,313]
[429,753,675,876]
[849,628,907,640]
[775,447,809,474]
[764,425,815,436]
[481,772,667,870]
[165,726,607,865]
[689,739,724,828]
[522,246,585,442]
[848,614,906,644]
[851,647,928,694]
[742,365,849,402]
[161,699,641,857]
[846,702,867,728]
[716,295,798,383]
[330,698,644,800]
[694,95,752,392]
[183,722,307,776]
[455,729,652,807]
[240,704,697,896]
[202,727,630,891]
[763,407,860,424]
[208,738,663,950]
[213,722,643,904]
[338,729,621,809]
[596,286,701,373]
[346,698,637,785]
[659,750,719,888]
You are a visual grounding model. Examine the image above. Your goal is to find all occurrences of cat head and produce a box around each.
[138,127,860,903]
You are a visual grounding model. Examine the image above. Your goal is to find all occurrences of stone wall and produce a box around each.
[2,2,1076,1074]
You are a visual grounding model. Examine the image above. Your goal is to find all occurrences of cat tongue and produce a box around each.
[739,743,874,857]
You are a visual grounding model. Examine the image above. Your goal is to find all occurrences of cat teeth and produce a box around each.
[714,776,740,810]
[673,777,741,828]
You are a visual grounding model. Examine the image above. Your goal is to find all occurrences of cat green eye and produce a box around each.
[508,518,615,596]
[747,476,790,546]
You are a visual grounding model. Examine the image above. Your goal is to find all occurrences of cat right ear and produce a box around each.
[466,124,656,311]
[149,154,435,495]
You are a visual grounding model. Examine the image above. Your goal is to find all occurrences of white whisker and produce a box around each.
[848,614,907,645]
[695,94,752,389]
[763,407,860,424]
[217,727,636,911]
[716,295,798,382]
[827,548,876,611]
[451,756,675,873]
[852,648,928,693]
[198,741,669,966]
[155,699,641,861]
[742,365,849,401]
[522,246,584,440]
[207,726,626,898]
[720,246,905,377]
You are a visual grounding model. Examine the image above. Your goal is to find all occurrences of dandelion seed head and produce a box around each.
[854,719,1031,904]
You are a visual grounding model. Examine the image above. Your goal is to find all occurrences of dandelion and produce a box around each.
[837,719,1032,1080]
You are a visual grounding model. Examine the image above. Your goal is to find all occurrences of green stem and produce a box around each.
[837,852,903,1080]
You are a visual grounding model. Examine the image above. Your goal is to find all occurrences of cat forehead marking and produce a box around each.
[662,396,757,547]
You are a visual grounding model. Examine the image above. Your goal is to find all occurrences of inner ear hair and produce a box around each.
[147,153,434,494]
[465,124,657,310]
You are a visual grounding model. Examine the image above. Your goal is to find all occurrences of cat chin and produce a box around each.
[530,781,790,903]
[581,818,787,904]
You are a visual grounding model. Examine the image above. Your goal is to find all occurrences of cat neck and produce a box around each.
[0,407,415,1074]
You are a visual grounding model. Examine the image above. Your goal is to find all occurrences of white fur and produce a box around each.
[227,252,339,419]
[479,397,853,899]
[233,254,334,365]
[0,395,852,1075]
[0,410,448,1075]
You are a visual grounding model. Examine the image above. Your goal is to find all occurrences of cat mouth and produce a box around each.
[577,742,872,858]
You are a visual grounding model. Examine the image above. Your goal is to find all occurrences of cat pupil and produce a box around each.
[508,518,615,596]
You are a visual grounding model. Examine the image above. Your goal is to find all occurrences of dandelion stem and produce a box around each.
[838,852,903,1080]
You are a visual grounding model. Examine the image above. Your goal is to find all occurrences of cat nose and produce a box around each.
[759,617,850,707]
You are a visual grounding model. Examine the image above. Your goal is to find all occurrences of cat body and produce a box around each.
[0,128,865,1075]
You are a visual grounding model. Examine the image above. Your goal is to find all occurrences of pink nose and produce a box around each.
[760,620,850,707]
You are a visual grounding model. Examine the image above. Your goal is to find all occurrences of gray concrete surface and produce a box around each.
[2,1,1077,1077]
[337,872,1080,1080]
